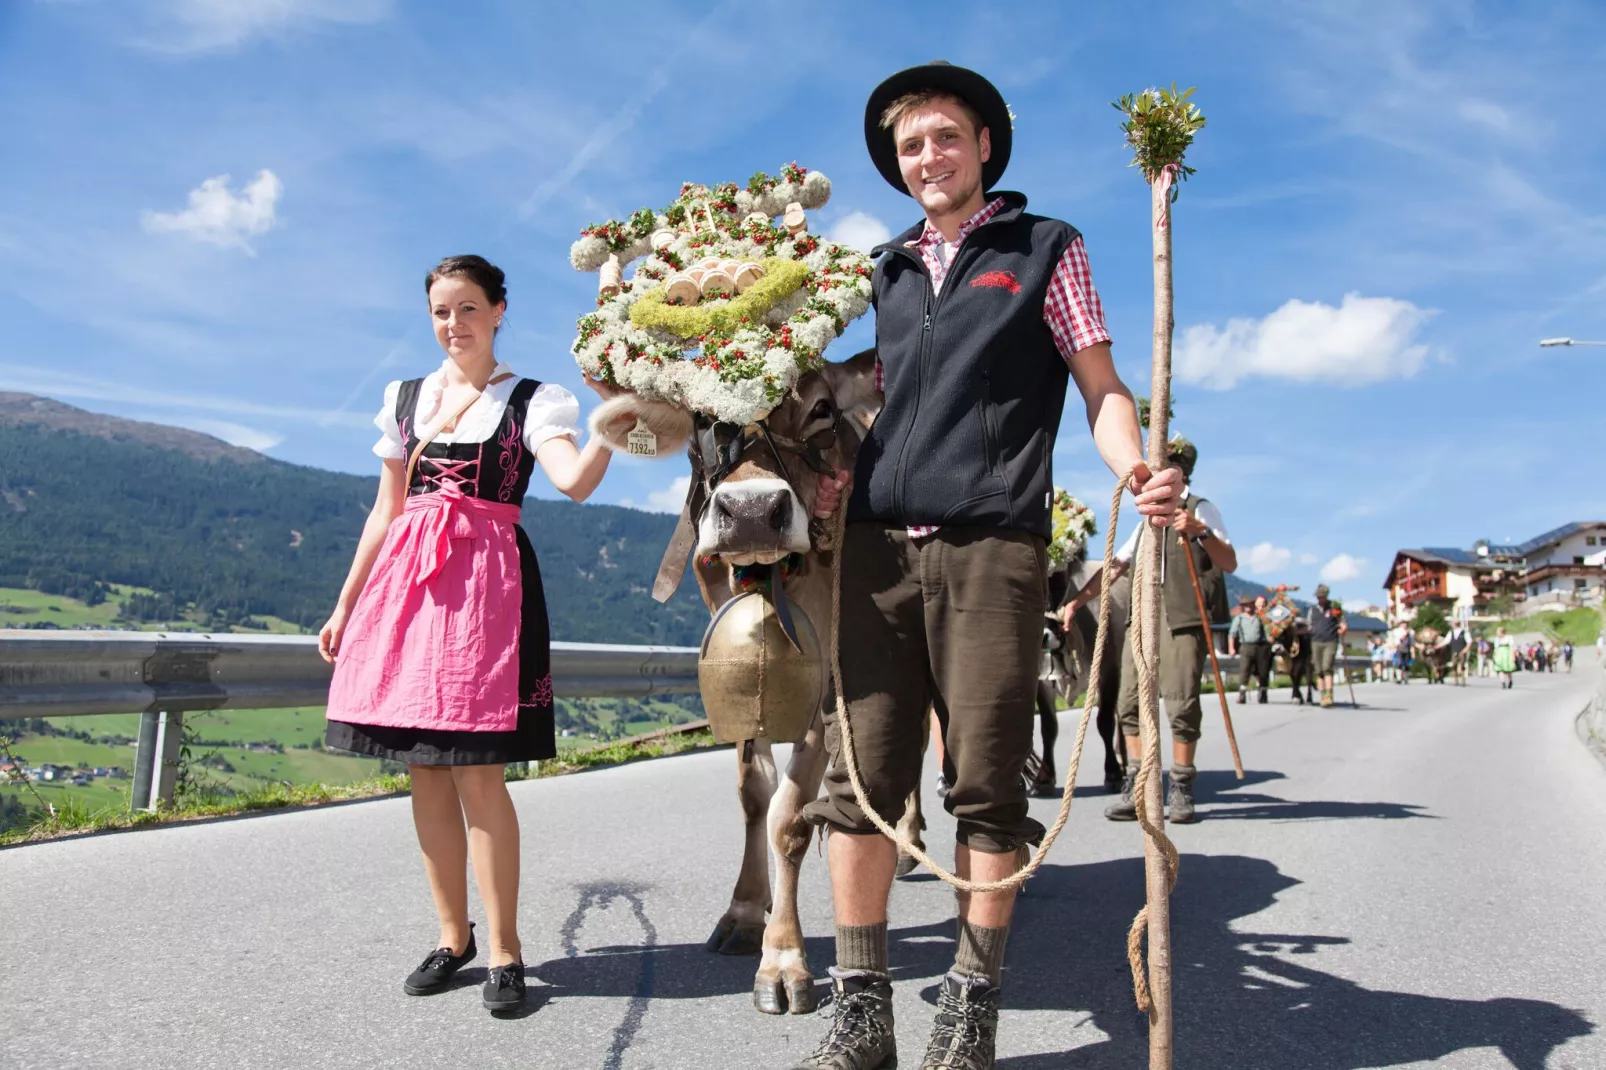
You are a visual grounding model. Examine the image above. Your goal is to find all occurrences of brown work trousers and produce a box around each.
[804,522,1047,853]
[1116,595,1206,744]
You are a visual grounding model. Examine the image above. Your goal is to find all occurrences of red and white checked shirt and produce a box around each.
[872,197,1112,538]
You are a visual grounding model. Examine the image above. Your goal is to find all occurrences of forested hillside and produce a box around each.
[0,393,709,644]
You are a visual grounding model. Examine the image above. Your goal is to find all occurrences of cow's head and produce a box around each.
[590,349,880,566]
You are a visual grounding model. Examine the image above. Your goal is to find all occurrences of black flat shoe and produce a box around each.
[483,960,526,1011]
[404,924,477,995]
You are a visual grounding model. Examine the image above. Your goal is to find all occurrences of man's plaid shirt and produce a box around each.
[872,197,1112,538]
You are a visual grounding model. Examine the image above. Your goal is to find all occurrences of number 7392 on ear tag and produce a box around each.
[626,419,658,458]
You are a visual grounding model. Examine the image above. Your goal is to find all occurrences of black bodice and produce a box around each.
[396,377,541,503]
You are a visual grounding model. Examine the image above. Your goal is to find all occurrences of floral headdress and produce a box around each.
[1048,488,1096,568]
[569,164,873,425]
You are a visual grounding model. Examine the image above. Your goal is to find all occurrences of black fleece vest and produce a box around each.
[847,193,1080,540]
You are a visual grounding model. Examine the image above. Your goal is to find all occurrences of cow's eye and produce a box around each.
[809,399,834,423]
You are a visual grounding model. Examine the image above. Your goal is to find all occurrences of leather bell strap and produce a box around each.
[652,476,706,603]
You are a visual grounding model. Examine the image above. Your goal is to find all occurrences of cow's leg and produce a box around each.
[753,714,829,1014]
[708,738,776,957]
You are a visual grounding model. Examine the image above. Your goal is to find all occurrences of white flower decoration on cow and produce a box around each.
[570,164,874,425]
[1048,488,1097,568]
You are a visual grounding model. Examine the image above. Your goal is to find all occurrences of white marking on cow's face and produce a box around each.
[698,477,810,559]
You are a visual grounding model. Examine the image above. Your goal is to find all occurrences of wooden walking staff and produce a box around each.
[1179,543,1246,779]
[1115,84,1206,1070]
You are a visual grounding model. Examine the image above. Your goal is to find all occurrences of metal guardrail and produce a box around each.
[0,631,699,810]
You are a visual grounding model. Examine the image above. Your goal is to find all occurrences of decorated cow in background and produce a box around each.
[568,166,911,1016]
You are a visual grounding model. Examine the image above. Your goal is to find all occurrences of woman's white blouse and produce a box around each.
[372,361,581,461]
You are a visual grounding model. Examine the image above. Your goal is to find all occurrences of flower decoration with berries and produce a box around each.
[569,164,873,425]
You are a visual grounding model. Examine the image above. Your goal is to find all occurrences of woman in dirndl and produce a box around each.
[1491,625,1517,689]
[319,255,615,1013]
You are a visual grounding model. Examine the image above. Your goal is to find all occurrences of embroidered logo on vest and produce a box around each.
[970,270,1021,294]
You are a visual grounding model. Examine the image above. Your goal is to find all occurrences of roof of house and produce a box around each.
[1392,547,1495,570]
[1486,521,1606,559]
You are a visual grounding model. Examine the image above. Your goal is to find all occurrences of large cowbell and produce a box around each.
[698,590,825,744]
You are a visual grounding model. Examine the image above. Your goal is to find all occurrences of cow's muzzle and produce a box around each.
[697,478,811,565]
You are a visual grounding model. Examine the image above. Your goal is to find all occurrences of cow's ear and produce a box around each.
[822,348,881,432]
[589,394,694,456]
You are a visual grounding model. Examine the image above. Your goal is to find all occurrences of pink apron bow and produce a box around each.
[407,483,521,587]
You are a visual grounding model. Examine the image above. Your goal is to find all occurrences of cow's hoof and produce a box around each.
[787,978,818,1015]
[894,853,921,879]
[753,977,787,1015]
[705,918,736,953]
[718,924,765,956]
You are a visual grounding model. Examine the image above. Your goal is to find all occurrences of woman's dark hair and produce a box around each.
[425,255,507,307]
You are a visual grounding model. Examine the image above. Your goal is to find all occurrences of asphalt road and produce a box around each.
[4,665,1604,1069]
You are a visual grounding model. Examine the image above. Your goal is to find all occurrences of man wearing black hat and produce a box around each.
[800,61,1181,1070]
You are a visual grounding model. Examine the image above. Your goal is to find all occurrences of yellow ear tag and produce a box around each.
[626,419,658,458]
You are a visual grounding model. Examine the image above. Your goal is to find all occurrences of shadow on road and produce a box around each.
[993,855,1593,1069]
[533,857,1592,1069]
[1189,769,1436,823]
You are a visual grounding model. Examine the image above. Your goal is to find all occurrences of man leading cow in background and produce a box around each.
[1229,593,1271,705]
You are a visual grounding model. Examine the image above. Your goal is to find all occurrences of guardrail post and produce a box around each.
[131,709,183,811]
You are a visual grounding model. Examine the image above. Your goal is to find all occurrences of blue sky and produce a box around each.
[2,0,1603,609]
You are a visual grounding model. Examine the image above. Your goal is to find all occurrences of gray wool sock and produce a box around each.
[954,919,1009,984]
[1171,762,1197,782]
[836,922,889,976]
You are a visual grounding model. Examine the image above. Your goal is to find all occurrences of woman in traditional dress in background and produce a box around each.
[319,255,615,1013]
[1491,626,1517,690]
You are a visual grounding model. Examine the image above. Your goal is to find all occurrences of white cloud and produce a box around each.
[1176,293,1434,390]
[1244,542,1293,576]
[828,211,892,254]
[135,0,392,53]
[1320,554,1367,583]
[142,170,283,253]
[1299,553,1319,566]
[170,418,283,452]
[621,475,691,514]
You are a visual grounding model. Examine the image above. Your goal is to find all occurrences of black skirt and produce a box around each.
[325,526,557,766]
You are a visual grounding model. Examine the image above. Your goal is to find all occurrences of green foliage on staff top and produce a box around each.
[0,416,711,643]
[1113,85,1206,185]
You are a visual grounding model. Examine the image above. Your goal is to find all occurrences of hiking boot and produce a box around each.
[919,971,999,1069]
[1236,690,1247,705]
[935,773,951,799]
[789,968,897,1069]
[1167,764,1198,824]
[403,923,477,995]
[1103,769,1138,821]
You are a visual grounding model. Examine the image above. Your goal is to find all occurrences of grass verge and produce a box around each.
[2,728,719,847]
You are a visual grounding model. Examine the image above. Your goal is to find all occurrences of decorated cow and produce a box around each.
[569,166,907,1016]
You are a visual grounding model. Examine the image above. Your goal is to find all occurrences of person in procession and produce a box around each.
[1305,584,1347,707]
[796,61,1182,1070]
[1087,436,1235,827]
[1228,592,1271,704]
[319,256,615,1013]
[1491,625,1517,688]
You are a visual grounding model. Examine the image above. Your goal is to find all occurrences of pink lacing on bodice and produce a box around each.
[418,455,480,496]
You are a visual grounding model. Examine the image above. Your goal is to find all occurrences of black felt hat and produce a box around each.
[864,60,1012,197]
